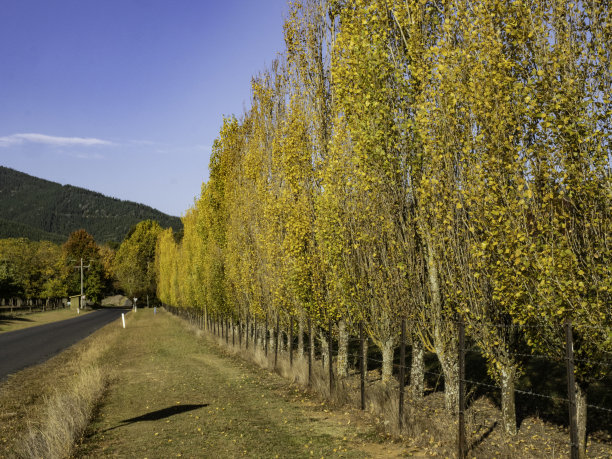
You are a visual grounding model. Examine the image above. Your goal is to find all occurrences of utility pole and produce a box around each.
[74,258,91,311]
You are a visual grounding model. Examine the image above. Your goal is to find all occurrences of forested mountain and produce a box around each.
[0,166,182,243]
[0,217,66,243]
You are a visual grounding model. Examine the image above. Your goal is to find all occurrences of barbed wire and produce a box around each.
[465,348,612,368]
[202,321,612,370]
[167,307,612,419]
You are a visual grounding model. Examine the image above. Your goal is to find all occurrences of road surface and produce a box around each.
[0,308,126,381]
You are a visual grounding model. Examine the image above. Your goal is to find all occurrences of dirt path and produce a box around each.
[77,309,422,458]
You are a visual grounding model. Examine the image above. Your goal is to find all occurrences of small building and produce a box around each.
[69,295,83,310]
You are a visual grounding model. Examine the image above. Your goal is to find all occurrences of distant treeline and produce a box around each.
[0,221,163,306]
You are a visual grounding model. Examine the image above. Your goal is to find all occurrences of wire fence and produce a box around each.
[0,297,66,315]
[164,305,612,458]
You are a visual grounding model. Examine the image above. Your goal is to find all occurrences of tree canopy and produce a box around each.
[155,0,610,452]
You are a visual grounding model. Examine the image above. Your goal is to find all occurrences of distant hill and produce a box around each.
[0,217,66,243]
[0,166,182,244]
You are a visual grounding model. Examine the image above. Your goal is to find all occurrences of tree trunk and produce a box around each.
[576,382,588,459]
[269,327,276,353]
[381,338,395,384]
[245,315,249,349]
[500,365,517,435]
[264,317,268,356]
[337,319,349,378]
[309,326,316,368]
[297,313,304,359]
[438,349,459,414]
[410,338,425,399]
[426,239,459,413]
[319,330,329,370]
[257,323,263,349]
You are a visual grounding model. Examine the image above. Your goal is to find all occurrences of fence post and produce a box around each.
[265,314,269,357]
[458,315,466,459]
[308,316,313,386]
[360,322,365,410]
[399,318,406,431]
[328,316,334,397]
[275,315,280,369]
[565,319,579,459]
[290,316,294,367]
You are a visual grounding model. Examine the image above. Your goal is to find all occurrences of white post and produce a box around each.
[73,259,90,313]
[122,313,126,329]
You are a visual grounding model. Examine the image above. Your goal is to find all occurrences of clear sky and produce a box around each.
[0,0,289,216]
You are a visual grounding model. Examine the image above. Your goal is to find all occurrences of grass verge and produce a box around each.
[77,309,418,457]
[0,308,92,333]
[187,317,612,458]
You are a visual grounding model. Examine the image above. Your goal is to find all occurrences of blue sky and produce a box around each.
[0,0,288,216]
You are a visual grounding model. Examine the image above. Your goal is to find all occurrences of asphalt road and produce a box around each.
[0,308,127,381]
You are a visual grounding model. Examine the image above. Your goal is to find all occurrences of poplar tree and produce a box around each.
[284,0,335,367]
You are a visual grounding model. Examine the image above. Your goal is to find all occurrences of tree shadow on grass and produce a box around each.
[0,316,33,324]
[102,403,209,432]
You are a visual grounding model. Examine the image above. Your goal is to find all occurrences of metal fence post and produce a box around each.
[565,319,579,459]
[265,314,269,357]
[458,316,466,459]
[360,322,365,410]
[290,316,294,366]
[275,315,280,369]
[328,316,333,397]
[399,318,406,431]
[308,317,312,386]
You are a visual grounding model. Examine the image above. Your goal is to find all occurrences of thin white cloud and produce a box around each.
[0,133,114,147]
[129,139,158,146]
[65,152,106,160]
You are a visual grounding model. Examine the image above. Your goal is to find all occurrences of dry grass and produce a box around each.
[0,313,123,459]
[17,366,106,459]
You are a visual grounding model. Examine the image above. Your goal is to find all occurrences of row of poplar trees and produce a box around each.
[156,0,611,453]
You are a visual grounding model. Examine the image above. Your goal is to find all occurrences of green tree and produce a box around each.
[114,220,163,300]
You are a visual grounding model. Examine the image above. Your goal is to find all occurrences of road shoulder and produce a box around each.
[77,309,419,458]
